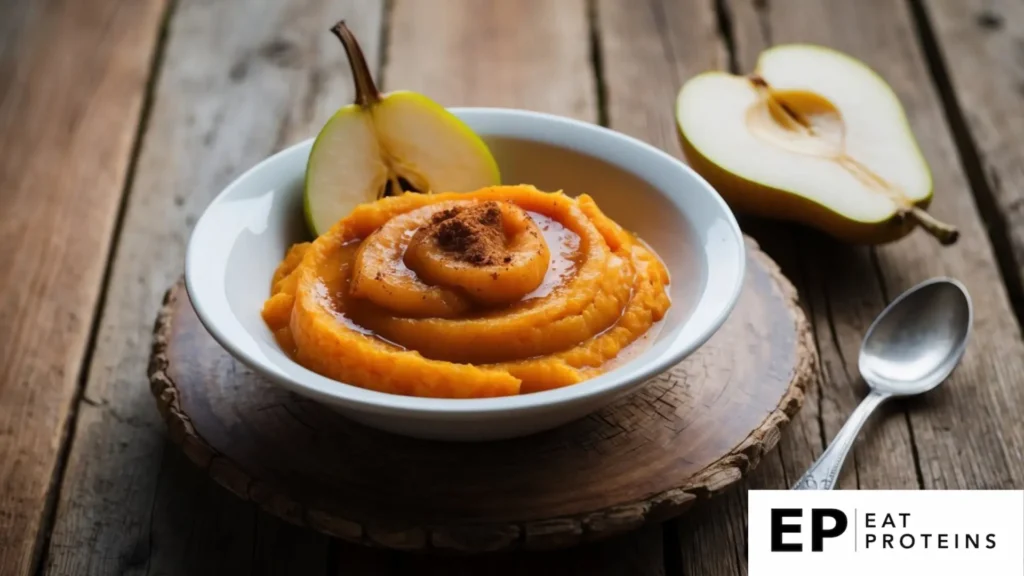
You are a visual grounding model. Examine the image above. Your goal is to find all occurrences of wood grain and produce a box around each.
[695,0,1024,572]
[0,0,167,573]
[149,237,811,551]
[385,0,597,121]
[721,0,937,493]
[916,0,1024,332]
[729,0,1024,492]
[708,0,925,491]
[42,1,386,574]
[596,0,726,155]
[670,0,1024,568]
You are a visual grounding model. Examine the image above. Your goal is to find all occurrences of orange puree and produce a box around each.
[261,185,671,398]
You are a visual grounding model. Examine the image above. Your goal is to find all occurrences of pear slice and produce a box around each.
[304,22,500,236]
[676,44,957,245]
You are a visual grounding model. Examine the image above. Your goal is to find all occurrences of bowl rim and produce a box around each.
[185,107,745,417]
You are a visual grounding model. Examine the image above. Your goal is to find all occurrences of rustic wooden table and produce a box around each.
[3,0,1023,574]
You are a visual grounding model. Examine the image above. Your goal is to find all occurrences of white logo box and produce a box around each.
[748,490,1023,576]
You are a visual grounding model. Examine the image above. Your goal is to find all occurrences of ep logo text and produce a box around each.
[771,508,847,552]
[748,491,1024,576]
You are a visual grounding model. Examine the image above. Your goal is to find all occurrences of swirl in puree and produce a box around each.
[262,185,671,398]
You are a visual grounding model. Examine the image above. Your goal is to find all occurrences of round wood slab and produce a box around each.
[148,236,813,553]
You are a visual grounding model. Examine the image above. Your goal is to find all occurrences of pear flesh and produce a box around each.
[676,44,957,245]
[304,22,500,237]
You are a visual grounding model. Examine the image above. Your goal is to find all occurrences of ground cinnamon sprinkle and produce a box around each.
[430,202,506,265]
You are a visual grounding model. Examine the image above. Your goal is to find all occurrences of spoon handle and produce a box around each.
[792,390,890,490]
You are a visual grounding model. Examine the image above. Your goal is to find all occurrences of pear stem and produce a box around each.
[906,206,959,245]
[330,21,381,107]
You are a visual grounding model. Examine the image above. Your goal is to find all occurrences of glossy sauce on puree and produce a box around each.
[261,185,671,398]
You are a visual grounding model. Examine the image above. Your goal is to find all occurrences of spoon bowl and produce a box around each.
[859,278,973,396]
[794,277,972,489]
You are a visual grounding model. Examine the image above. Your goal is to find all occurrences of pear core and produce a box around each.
[746,78,917,210]
[261,186,672,398]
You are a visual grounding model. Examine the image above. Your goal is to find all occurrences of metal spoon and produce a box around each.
[793,278,972,490]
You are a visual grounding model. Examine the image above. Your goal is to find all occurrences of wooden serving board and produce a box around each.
[147,236,814,553]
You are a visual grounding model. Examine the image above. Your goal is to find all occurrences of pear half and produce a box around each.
[676,44,957,245]
[304,22,500,236]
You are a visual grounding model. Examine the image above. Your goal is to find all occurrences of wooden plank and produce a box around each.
[381,0,662,572]
[796,233,921,489]
[677,0,1024,571]
[42,1,387,574]
[0,0,167,573]
[677,0,1024,572]
[916,0,1024,333]
[384,0,597,121]
[727,0,1024,491]
[717,0,925,490]
[596,0,726,154]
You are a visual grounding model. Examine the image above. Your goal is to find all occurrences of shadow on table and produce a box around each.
[144,444,667,575]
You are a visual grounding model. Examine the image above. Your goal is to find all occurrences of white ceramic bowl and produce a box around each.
[185,108,745,441]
